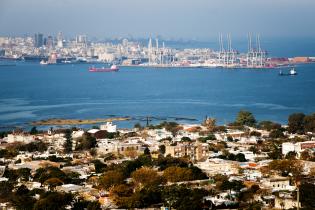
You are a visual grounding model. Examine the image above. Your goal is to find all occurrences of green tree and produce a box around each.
[249,146,259,154]
[33,192,73,210]
[30,126,38,135]
[17,141,48,153]
[33,167,67,184]
[155,156,189,171]
[181,136,191,142]
[11,185,36,210]
[235,153,247,162]
[269,129,284,138]
[134,123,142,130]
[220,180,245,192]
[131,167,164,188]
[300,182,315,208]
[17,168,31,181]
[99,170,125,190]
[0,181,13,200]
[87,201,101,210]
[63,129,72,153]
[268,159,303,177]
[75,133,97,151]
[235,110,256,127]
[162,185,209,210]
[303,113,315,133]
[250,131,261,137]
[3,168,19,182]
[44,178,63,191]
[163,166,194,182]
[93,159,107,173]
[258,121,281,131]
[143,147,150,155]
[288,113,305,134]
[267,144,282,160]
[159,145,166,154]
[285,151,297,160]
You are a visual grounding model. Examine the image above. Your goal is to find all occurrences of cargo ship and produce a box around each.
[89,65,119,72]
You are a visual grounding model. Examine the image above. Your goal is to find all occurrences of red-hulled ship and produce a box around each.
[89,65,119,72]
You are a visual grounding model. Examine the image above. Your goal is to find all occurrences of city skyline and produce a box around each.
[0,0,315,40]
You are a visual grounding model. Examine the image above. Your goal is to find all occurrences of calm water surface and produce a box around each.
[0,61,315,129]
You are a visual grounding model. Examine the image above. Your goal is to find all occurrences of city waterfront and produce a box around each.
[2,1,315,209]
[0,61,315,129]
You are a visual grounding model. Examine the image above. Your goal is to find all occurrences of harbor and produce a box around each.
[1,34,314,69]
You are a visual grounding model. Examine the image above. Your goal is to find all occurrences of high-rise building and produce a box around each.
[34,33,44,48]
[46,36,54,48]
[0,49,5,56]
[76,35,87,47]
[57,32,63,48]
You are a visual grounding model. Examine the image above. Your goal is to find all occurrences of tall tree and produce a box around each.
[303,113,315,133]
[30,126,38,135]
[163,166,193,182]
[99,170,125,190]
[235,110,256,127]
[159,145,166,155]
[288,113,305,134]
[131,167,164,188]
[63,129,72,153]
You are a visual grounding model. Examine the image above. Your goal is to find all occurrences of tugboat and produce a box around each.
[279,67,297,76]
[89,65,119,72]
[289,67,297,75]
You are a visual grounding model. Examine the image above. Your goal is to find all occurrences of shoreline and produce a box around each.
[31,117,131,126]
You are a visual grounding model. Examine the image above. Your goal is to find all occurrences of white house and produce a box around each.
[7,133,35,144]
[282,141,315,157]
[100,122,117,133]
[147,128,173,141]
[263,176,296,192]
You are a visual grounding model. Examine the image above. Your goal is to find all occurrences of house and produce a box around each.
[175,130,200,141]
[72,130,85,138]
[195,158,240,176]
[97,139,143,155]
[274,192,300,210]
[165,142,195,160]
[7,133,36,144]
[196,143,209,161]
[147,128,173,141]
[282,141,315,157]
[100,122,117,133]
[263,176,296,192]
[204,191,238,206]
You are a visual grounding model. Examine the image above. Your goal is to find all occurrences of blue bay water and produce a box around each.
[1,37,315,129]
[0,61,315,129]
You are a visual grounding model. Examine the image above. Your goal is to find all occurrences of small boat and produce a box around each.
[289,68,297,75]
[279,70,284,76]
[89,65,119,72]
[40,60,48,65]
[279,67,297,76]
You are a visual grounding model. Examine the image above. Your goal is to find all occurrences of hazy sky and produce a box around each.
[0,0,314,40]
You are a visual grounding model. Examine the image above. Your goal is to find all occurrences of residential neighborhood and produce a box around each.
[1,111,315,209]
